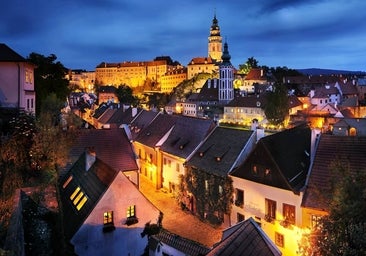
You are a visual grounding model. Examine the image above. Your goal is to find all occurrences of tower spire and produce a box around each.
[208,11,222,61]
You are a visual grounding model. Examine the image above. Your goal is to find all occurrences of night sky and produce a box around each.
[2,0,365,71]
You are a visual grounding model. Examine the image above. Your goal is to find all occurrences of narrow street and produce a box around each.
[139,176,224,248]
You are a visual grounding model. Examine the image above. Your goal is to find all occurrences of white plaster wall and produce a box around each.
[71,172,161,256]
[230,176,304,256]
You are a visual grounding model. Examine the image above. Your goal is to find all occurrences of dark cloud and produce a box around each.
[1,0,365,71]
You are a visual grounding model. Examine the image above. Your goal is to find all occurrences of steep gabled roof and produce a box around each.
[313,84,340,98]
[196,79,219,102]
[207,218,281,256]
[186,127,254,177]
[188,57,214,65]
[59,153,118,240]
[98,108,117,124]
[302,135,366,210]
[160,116,216,158]
[226,94,267,108]
[129,110,160,140]
[0,43,26,62]
[150,229,210,256]
[245,68,267,81]
[65,129,138,174]
[338,81,358,95]
[288,95,303,109]
[134,113,179,148]
[107,107,143,127]
[231,124,311,193]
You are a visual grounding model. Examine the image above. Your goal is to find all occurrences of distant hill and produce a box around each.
[297,68,366,76]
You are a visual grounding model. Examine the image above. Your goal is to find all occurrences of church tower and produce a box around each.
[208,13,222,62]
[219,40,234,104]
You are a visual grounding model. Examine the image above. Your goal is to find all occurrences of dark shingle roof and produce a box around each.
[160,116,216,158]
[129,110,160,140]
[134,114,179,147]
[226,94,267,108]
[197,79,219,102]
[207,218,281,256]
[150,229,210,256]
[107,107,143,127]
[231,124,311,192]
[186,127,254,177]
[64,129,138,175]
[0,43,26,62]
[302,135,366,210]
[59,154,117,240]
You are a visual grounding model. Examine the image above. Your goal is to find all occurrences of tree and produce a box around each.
[238,57,259,75]
[27,53,70,115]
[299,164,366,255]
[116,85,139,106]
[264,83,289,126]
[30,94,77,180]
[179,167,233,225]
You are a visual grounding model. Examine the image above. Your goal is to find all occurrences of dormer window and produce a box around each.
[62,175,73,189]
[70,186,88,211]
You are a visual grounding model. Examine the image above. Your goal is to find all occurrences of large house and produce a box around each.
[207,217,281,256]
[133,113,179,189]
[301,135,366,230]
[0,43,36,114]
[158,116,216,194]
[59,150,161,255]
[229,124,313,255]
[182,127,256,225]
[64,128,139,185]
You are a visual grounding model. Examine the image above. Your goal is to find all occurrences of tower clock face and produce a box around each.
[233,79,242,89]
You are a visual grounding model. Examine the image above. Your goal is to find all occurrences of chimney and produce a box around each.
[85,147,96,171]
[132,107,137,117]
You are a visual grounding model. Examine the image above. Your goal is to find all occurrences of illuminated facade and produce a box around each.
[230,125,312,255]
[95,56,179,88]
[218,41,234,104]
[208,13,222,62]
[187,57,217,79]
[0,43,36,114]
[68,70,95,93]
[159,66,187,93]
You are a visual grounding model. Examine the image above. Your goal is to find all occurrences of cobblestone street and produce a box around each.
[139,176,224,248]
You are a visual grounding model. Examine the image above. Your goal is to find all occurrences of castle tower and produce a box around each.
[219,41,234,103]
[208,13,222,62]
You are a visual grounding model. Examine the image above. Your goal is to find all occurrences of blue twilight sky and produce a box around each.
[1,0,365,71]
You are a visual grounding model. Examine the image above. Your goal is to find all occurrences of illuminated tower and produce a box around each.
[208,13,222,62]
[219,41,234,103]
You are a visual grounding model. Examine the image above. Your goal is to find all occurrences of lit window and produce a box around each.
[76,196,87,211]
[283,204,296,225]
[70,187,80,200]
[126,205,138,226]
[311,215,322,229]
[127,205,136,218]
[104,211,113,225]
[73,191,84,205]
[275,232,284,247]
[63,175,73,189]
[205,180,209,191]
[265,198,276,221]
